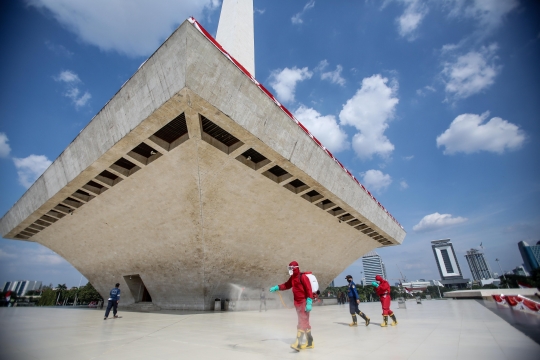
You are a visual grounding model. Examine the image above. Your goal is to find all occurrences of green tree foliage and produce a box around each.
[499,273,538,288]
[37,288,56,306]
[77,282,103,304]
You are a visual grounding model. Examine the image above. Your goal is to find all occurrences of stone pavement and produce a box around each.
[1,300,538,360]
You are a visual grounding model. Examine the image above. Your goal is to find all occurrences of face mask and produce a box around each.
[288,265,298,276]
[347,279,352,283]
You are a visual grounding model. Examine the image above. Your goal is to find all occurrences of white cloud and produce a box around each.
[294,105,349,153]
[25,0,221,57]
[413,212,467,232]
[437,111,526,155]
[54,70,80,83]
[291,0,315,25]
[403,155,414,161]
[0,249,17,259]
[0,132,11,158]
[13,155,52,188]
[448,0,519,33]
[400,180,409,189]
[339,74,399,160]
[442,43,500,99]
[45,41,73,57]
[73,91,92,108]
[321,65,346,86]
[269,67,312,104]
[362,169,392,193]
[416,85,436,97]
[396,0,429,40]
[55,70,92,109]
[255,8,266,15]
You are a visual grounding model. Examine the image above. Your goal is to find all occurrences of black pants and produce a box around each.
[105,300,118,317]
[349,299,360,315]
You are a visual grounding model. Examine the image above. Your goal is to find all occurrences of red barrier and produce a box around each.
[492,294,540,313]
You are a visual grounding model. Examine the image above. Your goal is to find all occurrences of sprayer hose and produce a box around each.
[277,291,293,309]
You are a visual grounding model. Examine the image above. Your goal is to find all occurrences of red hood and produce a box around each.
[375,275,384,282]
[289,260,300,276]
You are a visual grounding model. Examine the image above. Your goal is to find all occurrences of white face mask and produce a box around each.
[288,265,298,276]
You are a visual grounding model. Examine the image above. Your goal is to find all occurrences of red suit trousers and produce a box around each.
[295,301,311,330]
[380,294,394,316]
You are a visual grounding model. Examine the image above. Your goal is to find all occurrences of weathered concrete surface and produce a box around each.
[0,20,406,310]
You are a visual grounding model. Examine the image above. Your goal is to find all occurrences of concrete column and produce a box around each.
[216,0,255,77]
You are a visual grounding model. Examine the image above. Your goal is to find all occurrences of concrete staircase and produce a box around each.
[127,302,161,312]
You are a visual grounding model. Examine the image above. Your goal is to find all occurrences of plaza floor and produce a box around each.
[1,299,539,360]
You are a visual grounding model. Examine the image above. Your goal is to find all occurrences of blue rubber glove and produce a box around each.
[269,285,279,292]
[305,298,313,312]
[372,281,379,287]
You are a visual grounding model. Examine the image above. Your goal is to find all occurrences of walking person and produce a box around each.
[269,261,314,351]
[345,275,370,326]
[103,283,121,320]
[374,275,397,327]
[260,288,267,312]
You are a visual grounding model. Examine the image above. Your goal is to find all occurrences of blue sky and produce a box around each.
[0,0,539,288]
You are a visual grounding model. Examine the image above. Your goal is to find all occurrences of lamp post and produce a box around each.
[495,258,510,289]
[360,271,364,288]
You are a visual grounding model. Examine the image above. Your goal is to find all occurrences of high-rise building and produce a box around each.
[2,280,42,296]
[518,241,540,273]
[464,248,493,280]
[431,239,469,289]
[512,265,529,277]
[362,251,387,284]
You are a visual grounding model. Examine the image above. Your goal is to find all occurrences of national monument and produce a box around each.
[0,0,406,310]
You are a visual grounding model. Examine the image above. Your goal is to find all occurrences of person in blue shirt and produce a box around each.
[104,283,121,320]
[345,275,370,326]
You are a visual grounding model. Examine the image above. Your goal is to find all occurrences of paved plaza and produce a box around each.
[1,300,539,360]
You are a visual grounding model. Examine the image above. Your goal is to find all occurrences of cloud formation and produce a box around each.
[442,43,500,100]
[26,0,221,57]
[269,67,312,104]
[448,0,519,34]
[291,0,315,24]
[437,111,526,155]
[294,105,349,153]
[54,70,92,109]
[0,132,11,158]
[413,212,467,232]
[396,0,429,40]
[315,60,346,86]
[339,74,399,160]
[13,155,52,188]
[362,169,392,193]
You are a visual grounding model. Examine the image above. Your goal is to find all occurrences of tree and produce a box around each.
[77,283,103,304]
[37,288,56,306]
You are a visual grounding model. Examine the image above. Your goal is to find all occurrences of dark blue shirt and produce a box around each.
[108,287,121,301]
[347,281,359,301]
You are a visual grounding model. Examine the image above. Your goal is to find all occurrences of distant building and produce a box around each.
[518,241,540,273]
[431,239,469,289]
[361,251,387,284]
[512,265,529,277]
[464,248,493,280]
[2,281,42,296]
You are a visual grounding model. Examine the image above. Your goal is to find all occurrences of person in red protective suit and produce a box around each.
[374,275,397,327]
[270,261,314,351]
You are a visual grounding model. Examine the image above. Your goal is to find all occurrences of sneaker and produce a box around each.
[104,317,107,320]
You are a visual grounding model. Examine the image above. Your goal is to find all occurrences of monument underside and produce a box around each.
[0,20,405,310]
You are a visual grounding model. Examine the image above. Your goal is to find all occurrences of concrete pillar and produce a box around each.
[216,0,255,76]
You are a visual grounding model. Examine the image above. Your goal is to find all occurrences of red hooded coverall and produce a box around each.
[278,261,313,330]
[375,275,394,316]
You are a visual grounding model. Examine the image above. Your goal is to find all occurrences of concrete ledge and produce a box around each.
[444,288,539,300]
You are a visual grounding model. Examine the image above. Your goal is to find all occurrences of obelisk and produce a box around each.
[216,0,255,76]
